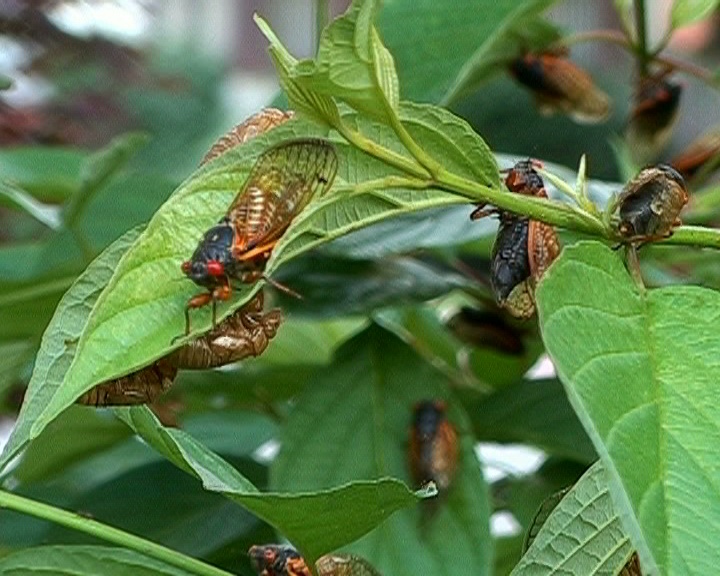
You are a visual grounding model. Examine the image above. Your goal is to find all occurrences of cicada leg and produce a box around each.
[179,280,232,340]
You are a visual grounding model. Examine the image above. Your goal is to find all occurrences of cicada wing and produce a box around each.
[527,219,560,280]
[227,138,338,255]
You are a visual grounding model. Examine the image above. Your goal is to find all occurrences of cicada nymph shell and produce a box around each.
[626,72,682,165]
[472,160,560,318]
[509,51,611,124]
[670,126,720,180]
[613,164,688,244]
[201,108,294,165]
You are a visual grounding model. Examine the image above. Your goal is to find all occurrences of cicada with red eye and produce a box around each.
[509,51,611,124]
[181,138,338,335]
[249,545,312,576]
[471,160,560,319]
[409,400,458,493]
[670,126,720,180]
[626,72,682,165]
[613,164,688,245]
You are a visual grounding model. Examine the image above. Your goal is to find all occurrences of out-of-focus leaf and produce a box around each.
[0,546,196,576]
[671,0,720,28]
[511,462,632,575]
[537,241,720,574]
[0,75,11,90]
[439,0,562,106]
[64,132,150,227]
[118,405,429,566]
[463,378,596,463]
[0,339,35,400]
[0,228,141,473]
[0,182,62,229]
[0,148,85,202]
[271,325,493,576]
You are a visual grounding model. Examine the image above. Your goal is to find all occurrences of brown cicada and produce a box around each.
[409,400,458,493]
[509,51,611,124]
[446,306,526,355]
[472,160,560,319]
[613,164,688,244]
[77,294,282,406]
[670,126,720,180]
[181,138,338,335]
[626,72,682,165]
[249,545,381,576]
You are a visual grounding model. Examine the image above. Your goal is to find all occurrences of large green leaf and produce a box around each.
[0,546,196,576]
[0,147,86,202]
[0,228,142,472]
[511,461,633,575]
[536,241,720,575]
[118,405,427,566]
[271,325,492,576]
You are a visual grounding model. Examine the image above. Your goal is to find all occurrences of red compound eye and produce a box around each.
[206,261,224,276]
[181,261,191,273]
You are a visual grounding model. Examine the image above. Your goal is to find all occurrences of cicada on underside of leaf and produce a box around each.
[471,160,561,318]
[408,400,458,494]
[612,164,688,246]
[509,51,611,124]
[181,137,338,335]
[248,544,381,576]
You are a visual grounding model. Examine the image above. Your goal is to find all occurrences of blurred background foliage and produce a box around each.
[0,1,719,575]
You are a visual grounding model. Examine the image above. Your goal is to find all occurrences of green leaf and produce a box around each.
[0,227,142,473]
[511,461,633,575]
[271,325,493,576]
[671,0,720,28]
[63,132,150,228]
[0,546,196,575]
[464,378,596,463]
[536,241,720,575]
[0,147,85,203]
[117,405,426,566]
[0,182,62,229]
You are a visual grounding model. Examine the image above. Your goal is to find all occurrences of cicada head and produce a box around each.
[181,220,235,288]
[249,545,311,576]
[503,159,546,197]
[615,164,688,242]
[409,400,458,492]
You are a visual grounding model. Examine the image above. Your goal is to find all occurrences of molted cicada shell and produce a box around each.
[613,164,688,244]
[626,73,682,165]
[509,52,611,124]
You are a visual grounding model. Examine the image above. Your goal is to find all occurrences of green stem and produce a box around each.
[387,112,443,179]
[315,0,329,49]
[0,490,234,576]
[633,0,649,75]
[661,225,720,249]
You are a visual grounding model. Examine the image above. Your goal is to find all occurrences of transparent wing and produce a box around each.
[227,138,338,254]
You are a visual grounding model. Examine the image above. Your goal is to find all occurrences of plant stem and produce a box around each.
[0,490,234,576]
[633,0,649,75]
[387,112,443,179]
[315,0,329,49]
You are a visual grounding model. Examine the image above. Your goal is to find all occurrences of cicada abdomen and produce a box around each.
[510,52,611,124]
[201,108,294,165]
[613,164,688,244]
[170,291,282,369]
[181,138,338,335]
[76,360,177,407]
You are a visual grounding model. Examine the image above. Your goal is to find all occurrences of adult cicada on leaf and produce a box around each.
[509,51,611,124]
[249,545,381,576]
[471,160,560,318]
[612,164,688,245]
[181,138,338,335]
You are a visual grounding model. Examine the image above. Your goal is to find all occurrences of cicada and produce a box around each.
[670,125,720,180]
[472,160,560,318]
[509,51,611,124]
[77,294,282,406]
[249,545,381,576]
[409,400,458,493]
[181,138,338,334]
[613,164,688,244]
[446,306,526,355]
[626,73,682,165]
